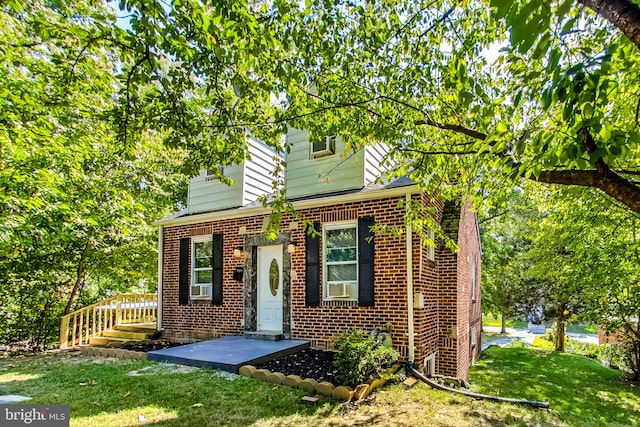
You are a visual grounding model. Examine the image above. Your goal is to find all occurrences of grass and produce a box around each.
[565,324,598,334]
[482,314,528,329]
[471,346,640,426]
[482,314,598,335]
[0,352,334,426]
[1,348,638,426]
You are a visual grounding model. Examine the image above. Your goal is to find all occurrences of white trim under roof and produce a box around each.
[155,184,419,227]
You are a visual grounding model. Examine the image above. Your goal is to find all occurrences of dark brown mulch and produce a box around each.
[255,348,343,385]
[120,340,183,352]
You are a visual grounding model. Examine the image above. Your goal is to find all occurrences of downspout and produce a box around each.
[406,193,415,363]
[157,225,163,331]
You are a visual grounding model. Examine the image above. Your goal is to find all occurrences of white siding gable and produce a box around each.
[285,128,365,199]
[285,128,393,199]
[363,142,392,185]
[187,137,280,214]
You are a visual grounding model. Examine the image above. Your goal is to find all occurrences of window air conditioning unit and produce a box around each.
[205,166,224,182]
[311,134,336,159]
[191,285,211,298]
[327,282,349,298]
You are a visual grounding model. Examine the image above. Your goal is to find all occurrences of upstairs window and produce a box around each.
[323,222,358,300]
[310,133,336,159]
[471,258,477,302]
[205,166,224,182]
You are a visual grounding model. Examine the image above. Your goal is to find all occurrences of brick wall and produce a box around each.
[160,192,478,377]
[437,201,482,380]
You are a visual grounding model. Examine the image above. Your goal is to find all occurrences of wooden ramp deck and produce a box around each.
[147,336,309,373]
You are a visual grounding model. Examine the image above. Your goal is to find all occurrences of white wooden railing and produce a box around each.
[59,293,157,349]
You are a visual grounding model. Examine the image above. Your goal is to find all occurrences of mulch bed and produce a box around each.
[120,340,183,352]
[255,348,343,385]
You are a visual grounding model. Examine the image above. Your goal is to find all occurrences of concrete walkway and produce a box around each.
[147,336,309,372]
[481,326,598,351]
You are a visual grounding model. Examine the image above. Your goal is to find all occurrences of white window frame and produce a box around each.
[191,236,213,300]
[310,133,337,160]
[471,325,477,346]
[205,166,224,182]
[426,228,435,261]
[323,221,358,301]
[471,258,477,302]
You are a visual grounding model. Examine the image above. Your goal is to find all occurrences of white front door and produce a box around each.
[257,245,283,332]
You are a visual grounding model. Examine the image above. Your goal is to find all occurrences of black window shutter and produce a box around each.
[358,216,375,306]
[179,238,190,306]
[305,222,321,307]
[211,234,223,305]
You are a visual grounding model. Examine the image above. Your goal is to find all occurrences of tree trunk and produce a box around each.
[500,313,506,334]
[555,311,567,352]
[63,242,91,315]
[632,340,640,382]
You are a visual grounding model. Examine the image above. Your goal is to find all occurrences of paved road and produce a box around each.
[481,325,598,351]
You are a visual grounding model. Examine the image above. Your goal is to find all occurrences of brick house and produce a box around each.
[155,129,482,379]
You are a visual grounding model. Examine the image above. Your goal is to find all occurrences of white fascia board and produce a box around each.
[155,184,419,227]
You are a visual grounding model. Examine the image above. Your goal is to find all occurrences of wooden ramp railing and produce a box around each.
[59,293,157,349]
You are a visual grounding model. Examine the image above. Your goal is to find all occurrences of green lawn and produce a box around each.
[1,348,638,426]
[482,313,528,329]
[0,353,333,426]
[482,314,598,335]
[471,346,640,426]
[565,324,598,334]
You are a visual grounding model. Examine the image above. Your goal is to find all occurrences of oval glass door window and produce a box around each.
[269,259,279,296]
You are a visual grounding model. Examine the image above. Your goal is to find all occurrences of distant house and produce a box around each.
[155,129,482,380]
[598,324,637,345]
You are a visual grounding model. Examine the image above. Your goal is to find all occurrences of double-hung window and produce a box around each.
[426,228,435,261]
[471,258,477,302]
[192,237,213,300]
[324,222,358,300]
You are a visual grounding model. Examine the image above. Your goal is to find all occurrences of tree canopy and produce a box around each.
[119,0,640,214]
[3,0,640,347]
[0,1,187,348]
[3,0,640,213]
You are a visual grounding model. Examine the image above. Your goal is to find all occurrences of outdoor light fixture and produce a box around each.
[233,246,247,259]
[287,241,298,254]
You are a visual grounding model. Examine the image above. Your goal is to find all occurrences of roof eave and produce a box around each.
[155,184,419,228]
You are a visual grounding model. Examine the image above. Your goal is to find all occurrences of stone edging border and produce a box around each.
[78,346,147,360]
[238,364,401,401]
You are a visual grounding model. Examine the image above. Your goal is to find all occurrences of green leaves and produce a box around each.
[0,0,190,349]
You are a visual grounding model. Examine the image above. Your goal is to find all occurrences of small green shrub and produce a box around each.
[532,336,554,350]
[565,338,601,359]
[600,342,637,374]
[333,329,399,386]
[506,339,530,349]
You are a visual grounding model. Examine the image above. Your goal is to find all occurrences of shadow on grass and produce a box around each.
[0,353,335,426]
[471,347,640,426]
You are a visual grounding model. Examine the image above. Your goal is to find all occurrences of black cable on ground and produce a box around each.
[406,362,550,409]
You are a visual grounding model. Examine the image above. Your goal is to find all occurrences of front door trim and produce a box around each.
[257,244,283,332]
[243,232,292,339]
